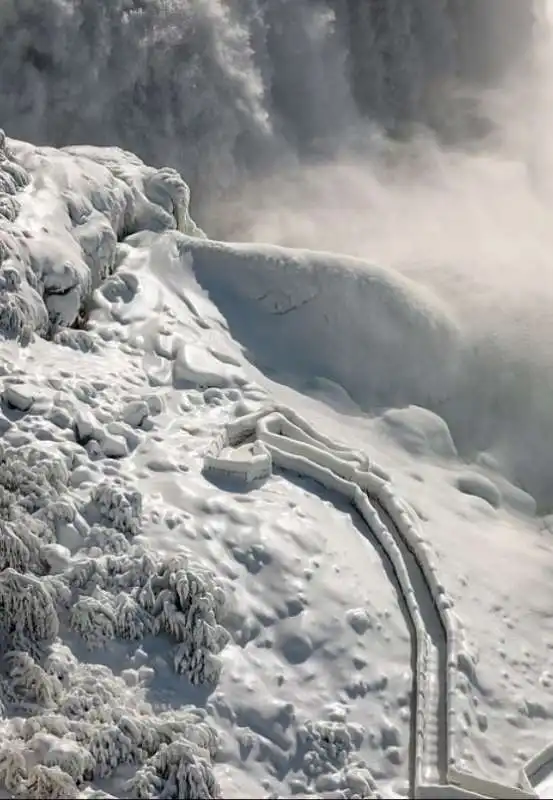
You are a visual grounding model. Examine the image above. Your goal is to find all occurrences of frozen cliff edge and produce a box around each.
[0,134,203,342]
[0,132,465,414]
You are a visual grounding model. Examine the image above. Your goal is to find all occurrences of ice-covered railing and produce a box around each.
[0,132,204,343]
[203,403,538,800]
[520,742,553,796]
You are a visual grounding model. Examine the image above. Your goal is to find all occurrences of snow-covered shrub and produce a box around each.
[64,542,229,681]
[0,446,76,659]
[39,543,72,575]
[153,710,219,759]
[27,732,95,785]
[0,439,227,797]
[6,651,62,708]
[23,764,79,800]
[82,525,131,556]
[0,598,224,796]
[0,741,27,793]
[69,594,117,649]
[298,718,364,778]
[64,556,110,592]
[0,568,59,644]
[0,448,72,612]
[21,715,72,741]
[89,481,142,537]
[43,643,78,685]
[127,739,221,800]
[293,717,382,798]
[0,648,224,795]
[0,520,31,571]
[34,499,78,541]
[64,547,156,596]
[0,443,69,514]
[42,573,72,610]
[138,555,229,684]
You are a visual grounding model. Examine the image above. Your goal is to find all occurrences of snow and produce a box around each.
[0,128,553,800]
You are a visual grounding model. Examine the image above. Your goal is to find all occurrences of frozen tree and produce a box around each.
[127,739,222,800]
[89,481,142,537]
[0,442,227,798]
[0,568,59,644]
[23,764,79,800]
[0,521,31,571]
[88,724,134,778]
[0,743,27,793]
[6,650,61,708]
[64,556,110,592]
[114,592,152,640]
[70,593,117,649]
[138,556,229,684]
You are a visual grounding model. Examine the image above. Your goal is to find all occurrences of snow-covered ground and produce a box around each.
[1,132,553,800]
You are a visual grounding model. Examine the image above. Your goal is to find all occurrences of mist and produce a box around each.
[2,0,553,506]
[210,1,553,508]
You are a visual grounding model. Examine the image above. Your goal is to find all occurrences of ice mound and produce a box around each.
[0,132,203,343]
[185,238,464,413]
[182,235,553,507]
[378,406,458,460]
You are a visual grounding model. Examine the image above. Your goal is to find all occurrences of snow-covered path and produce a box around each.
[202,405,545,799]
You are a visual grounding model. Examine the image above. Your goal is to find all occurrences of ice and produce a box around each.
[186,238,463,412]
[377,406,458,462]
[0,3,551,796]
[0,131,549,797]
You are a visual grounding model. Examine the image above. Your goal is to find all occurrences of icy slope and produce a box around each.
[0,136,553,800]
[184,238,463,411]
